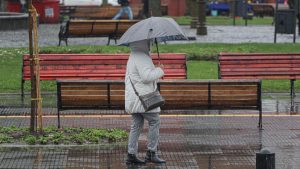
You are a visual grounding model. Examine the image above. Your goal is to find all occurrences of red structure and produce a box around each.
[33,0,60,23]
[6,1,21,12]
[129,0,187,16]
[6,0,60,23]
[161,0,186,16]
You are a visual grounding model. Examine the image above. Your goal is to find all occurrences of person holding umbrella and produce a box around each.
[119,17,187,165]
[125,39,165,164]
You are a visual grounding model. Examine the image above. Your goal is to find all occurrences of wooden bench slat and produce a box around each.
[24,60,185,66]
[160,85,208,90]
[222,67,300,72]
[220,52,300,57]
[220,55,300,60]
[62,100,109,106]
[164,96,209,101]
[211,101,258,106]
[23,53,186,60]
[221,76,297,80]
[70,6,142,20]
[160,91,208,95]
[24,64,184,71]
[211,85,258,90]
[220,60,300,65]
[221,71,300,76]
[61,90,108,95]
[24,69,186,75]
[212,91,258,95]
[62,84,107,88]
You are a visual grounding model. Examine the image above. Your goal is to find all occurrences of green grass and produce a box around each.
[187,61,218,79]
[2,43,300,93]
[172,16,274,26]
[0,125,128,145]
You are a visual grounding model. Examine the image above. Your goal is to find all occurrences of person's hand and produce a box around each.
[157,64,164,70]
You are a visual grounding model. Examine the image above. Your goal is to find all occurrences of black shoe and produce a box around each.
[126,153,145,164]
[145,150,166,164]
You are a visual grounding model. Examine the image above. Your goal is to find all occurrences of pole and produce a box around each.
[190,0,198,28]
[232,0,236,25]
[197,0,207,35]
[28,0,36,133]
[244,0,248,26]
[274,0,278,43]
[28,0,43,134]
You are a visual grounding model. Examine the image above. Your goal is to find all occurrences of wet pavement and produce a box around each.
[0,24,299,48]
[1,93,300,168]
[1,92,300,115]
[1,115,300,169]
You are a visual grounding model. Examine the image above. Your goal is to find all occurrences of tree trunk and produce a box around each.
[149,0,161,16]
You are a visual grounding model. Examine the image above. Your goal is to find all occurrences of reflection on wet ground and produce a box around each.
[1,93,300,168]
[1,92,300,115]
[1,116,300,168]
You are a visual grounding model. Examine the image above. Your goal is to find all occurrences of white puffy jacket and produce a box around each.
[125,40,164,113]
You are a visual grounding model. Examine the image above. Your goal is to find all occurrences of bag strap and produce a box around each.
[155,38,160,64]
[129,77,140,97]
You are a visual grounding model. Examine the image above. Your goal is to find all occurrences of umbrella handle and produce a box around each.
[155,38,163,80]
[155,38,160,65]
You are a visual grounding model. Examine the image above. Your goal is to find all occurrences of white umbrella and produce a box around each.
[118,17,188,46]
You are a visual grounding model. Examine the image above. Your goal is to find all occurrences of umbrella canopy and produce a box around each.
[118,17,188,46]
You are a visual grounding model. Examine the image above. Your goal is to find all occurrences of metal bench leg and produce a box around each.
[65,39,68,46]
[257,82,263,130]
[58,38,61,46]
[259,109,263,130]
[107,37,111,46]
[290,79,295,113]
[57,109,61,128]
[21,80,25,106]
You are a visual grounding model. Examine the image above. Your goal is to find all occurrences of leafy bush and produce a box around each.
[0,126,128,145]
[24,135,36,145]
[0,134,13,144]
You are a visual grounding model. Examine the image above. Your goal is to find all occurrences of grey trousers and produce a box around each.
[128,113,160,155]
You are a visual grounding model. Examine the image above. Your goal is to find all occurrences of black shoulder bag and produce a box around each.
[129,78,165,112]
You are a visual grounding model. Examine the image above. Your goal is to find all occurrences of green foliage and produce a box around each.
[0,126,128,145]
[0,126,22,134]
[0,134,13,144]
[70,133,86,144]
[38,136,48,145]
[24,135,37,145]
[108,128,128,141]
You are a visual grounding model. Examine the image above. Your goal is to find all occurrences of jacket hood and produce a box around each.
[129,40,152,54]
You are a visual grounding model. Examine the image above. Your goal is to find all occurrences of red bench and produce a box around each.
[218,52,300,103]
[22,53,187,97]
